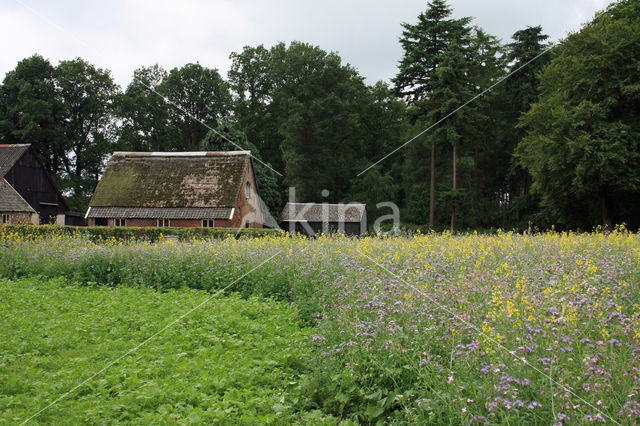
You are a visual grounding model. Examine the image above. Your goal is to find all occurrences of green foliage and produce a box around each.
[229,43,409,206]
[348,166,398,222]
[160,63,232,151]
[517,2,640,227]
[0,231,340,325]
[117,62,233,154]
[505,26,552,112]
[487,26,553,229]
[0,277,329,424]
[393,0,472,104]
[55,58,120,210]
[348,82,408,215]
[0,54,65,175]
[275,42,369,202]
[116,64,169,152]
[394,0,507,230]
[228,45,284,172]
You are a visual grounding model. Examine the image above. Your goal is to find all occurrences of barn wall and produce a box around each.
[1,211,39,225]
[3,148,66,223]
[233,161,263,229]
[119,218,155,227]
[344,222,363,235]
[213,218,236,228]
[167,219,201,228]
[88,217,241,228]
[282,221,363,236]
[123,218,204,228]
[64,214,86,226]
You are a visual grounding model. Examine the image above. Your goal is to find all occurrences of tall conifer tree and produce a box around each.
[394,0,472,227]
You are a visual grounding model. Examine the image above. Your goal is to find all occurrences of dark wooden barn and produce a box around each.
[281,202,367,236]
[85,151,265,228]
[0,144,68,225]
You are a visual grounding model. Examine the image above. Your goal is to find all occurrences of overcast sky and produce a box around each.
[1,0,612,88]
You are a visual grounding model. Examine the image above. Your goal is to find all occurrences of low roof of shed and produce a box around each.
[0,178,36,213]
[0,144,30,178]
[281,202,365,223]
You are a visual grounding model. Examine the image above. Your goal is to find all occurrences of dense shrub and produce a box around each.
[0,234,343,324]
[0,224,281,242]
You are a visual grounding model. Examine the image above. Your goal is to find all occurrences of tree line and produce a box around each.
[1,0,638,230]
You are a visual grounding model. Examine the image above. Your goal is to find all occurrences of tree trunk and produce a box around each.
[451,141,457,234]
[601,193,613,229]
[429,139,436,228]
[473,146,479,201]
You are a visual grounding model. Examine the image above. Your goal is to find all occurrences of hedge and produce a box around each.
[0,224,282,242]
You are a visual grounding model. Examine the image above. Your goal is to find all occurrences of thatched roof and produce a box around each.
[0,178,35,213]
[281,203,366,223]
[87,151,252,219]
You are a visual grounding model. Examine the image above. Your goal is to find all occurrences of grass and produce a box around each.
[0,277,333,424]
[1,228,639,423]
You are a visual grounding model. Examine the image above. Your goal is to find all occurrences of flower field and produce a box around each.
[1,228,639,423]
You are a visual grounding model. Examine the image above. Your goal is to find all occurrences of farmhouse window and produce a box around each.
[202,219,214,228]
[157,219,170,227]
[114,218,126,226]
[95,218,107,226]
[1,214,9,224]
[246,182,252,200]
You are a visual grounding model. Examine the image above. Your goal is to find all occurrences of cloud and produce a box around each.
[0,0,614,88]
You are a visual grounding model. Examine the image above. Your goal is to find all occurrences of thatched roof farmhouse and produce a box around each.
[86,151,264,228]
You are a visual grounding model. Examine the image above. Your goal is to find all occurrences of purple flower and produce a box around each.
[538,357,552,366]
[470,415,490,425]
[527,401,542,410]
[619,400,640,417]
[312,334,326,343]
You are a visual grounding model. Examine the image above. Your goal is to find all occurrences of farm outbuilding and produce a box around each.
[0,179,39,224]
[0,144,68,225]
[85,151,265,228]
[281,202,367,236]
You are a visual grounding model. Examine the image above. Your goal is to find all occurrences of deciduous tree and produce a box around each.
[117,64,169,152]
[55,58,120,209]
[160,63,232,151]
[517,1,640,227]
[0,54,66,176]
